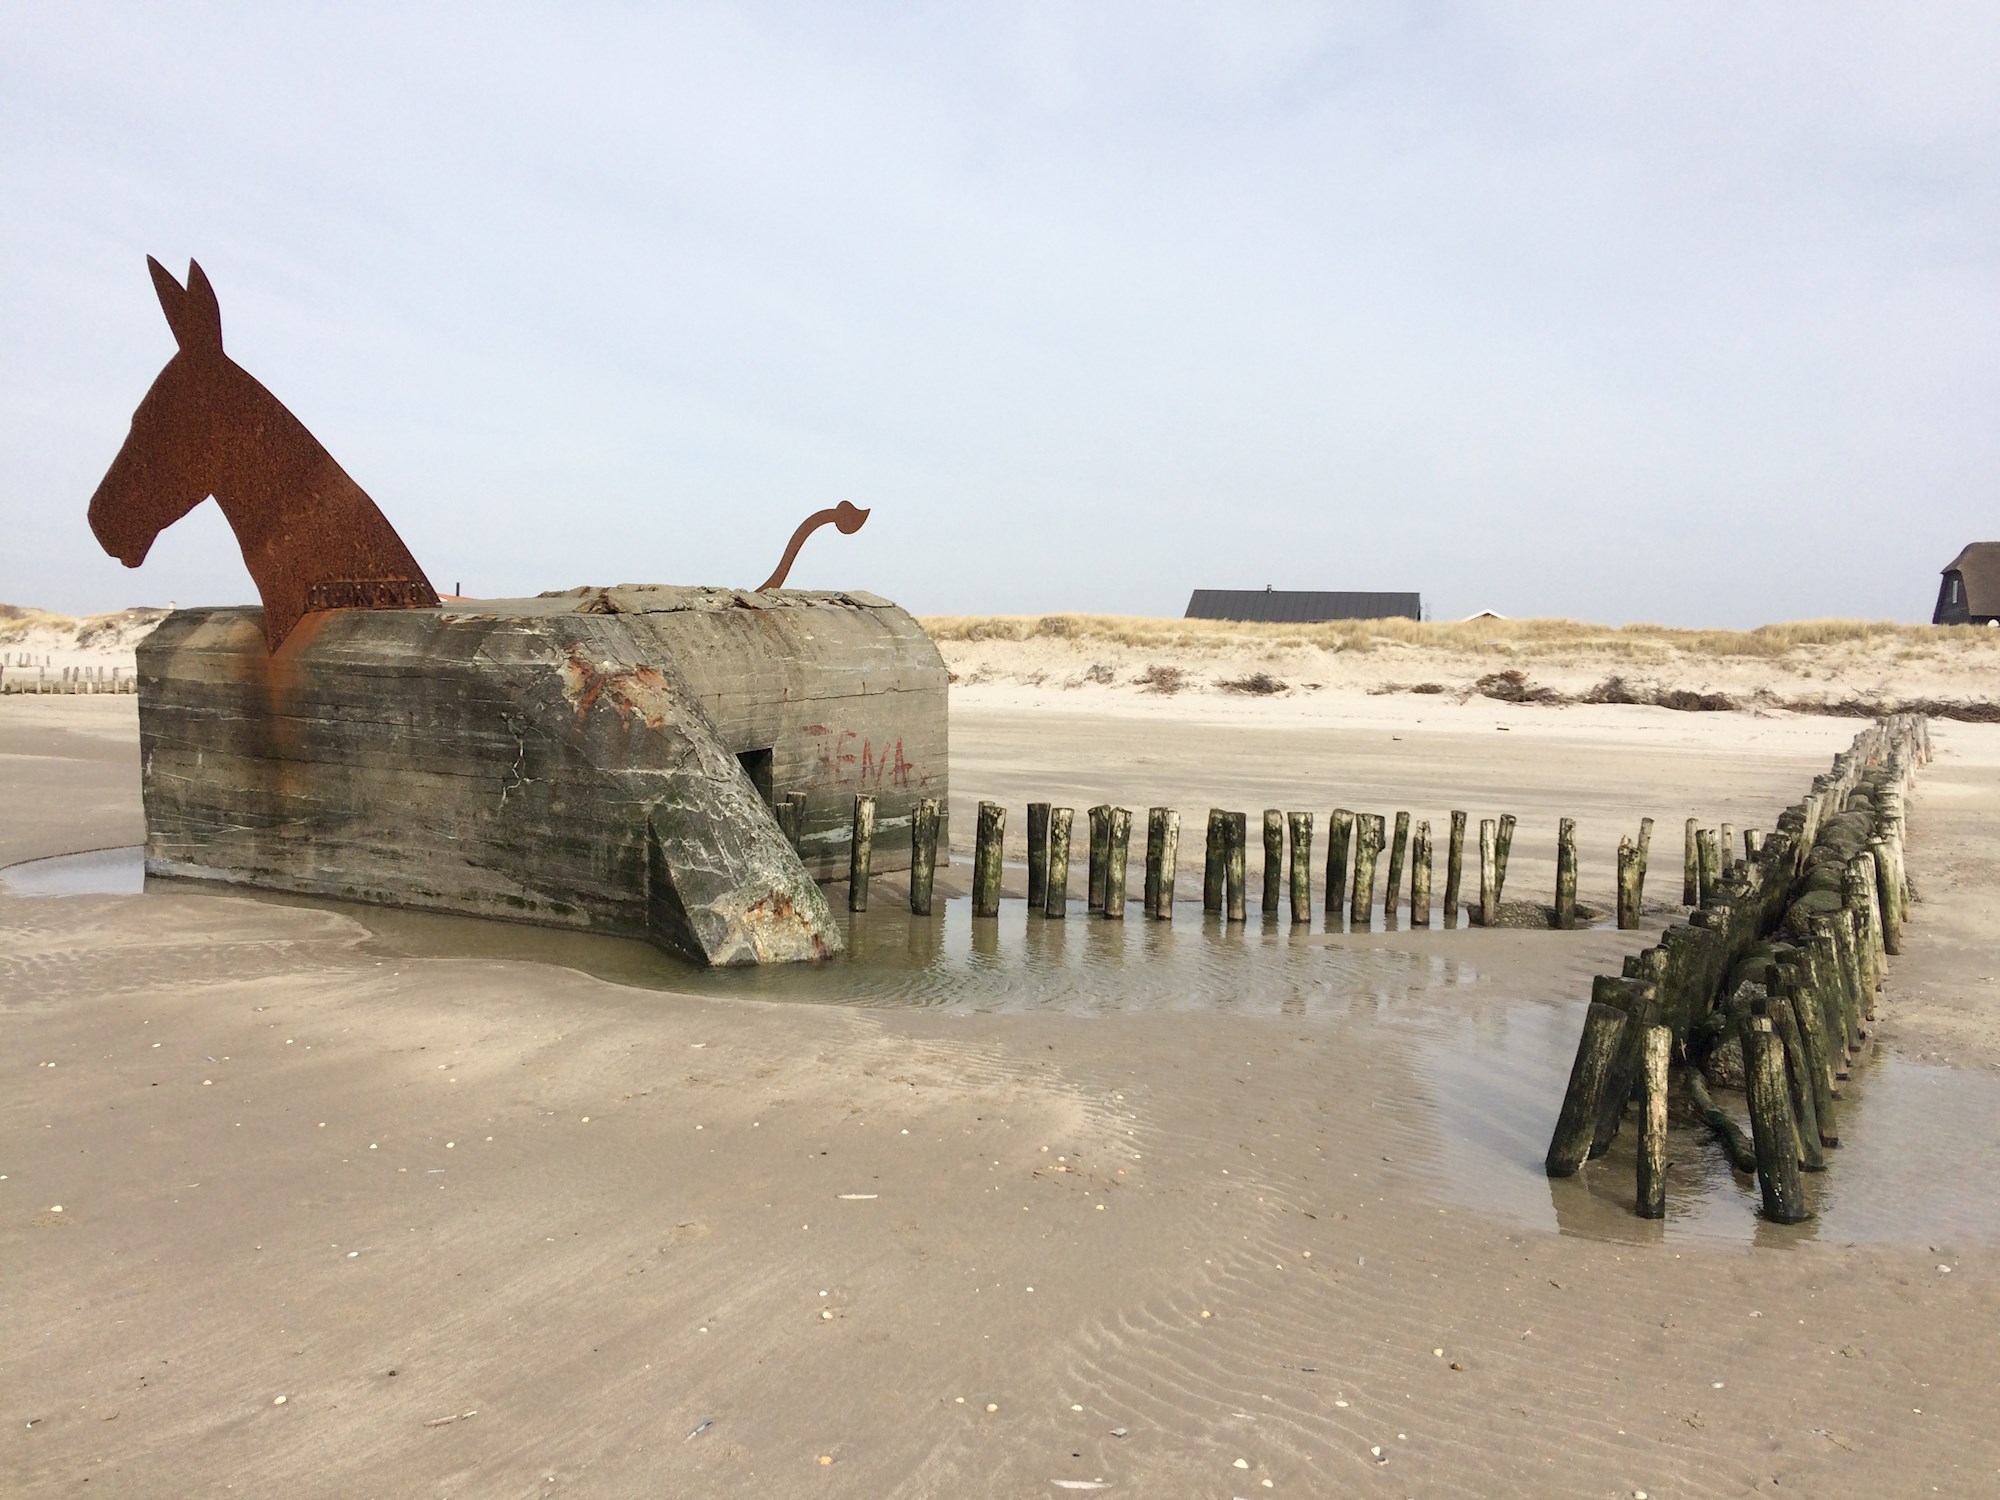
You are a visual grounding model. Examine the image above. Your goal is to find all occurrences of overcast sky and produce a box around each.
[3,3,1994,626]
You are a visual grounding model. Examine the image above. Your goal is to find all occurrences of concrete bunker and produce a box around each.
[136,586,948,967]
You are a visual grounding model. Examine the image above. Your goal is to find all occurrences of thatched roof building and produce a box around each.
[1934,543,2000,625]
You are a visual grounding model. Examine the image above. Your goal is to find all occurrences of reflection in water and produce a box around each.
[0,847,1472,1016]
[0,846,146,896]
[1413,997,2000,1248]
[7,845,1997,1245]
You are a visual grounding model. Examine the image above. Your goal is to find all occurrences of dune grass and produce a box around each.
[918,613,1990,661]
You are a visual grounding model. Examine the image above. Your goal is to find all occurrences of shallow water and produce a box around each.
[7,844,1998,1246]
[0,845,146,896]
[0,846,1480,1013]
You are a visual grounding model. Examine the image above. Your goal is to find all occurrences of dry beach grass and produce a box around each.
[923,612,2000,719]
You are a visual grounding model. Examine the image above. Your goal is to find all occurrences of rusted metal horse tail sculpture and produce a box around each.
[88,258,439,652]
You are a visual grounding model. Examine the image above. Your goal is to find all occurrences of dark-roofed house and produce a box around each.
[1187,588,1421,624]
[1933,544,2000,625]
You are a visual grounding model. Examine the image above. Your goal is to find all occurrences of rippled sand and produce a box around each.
[5,694,1999,1496]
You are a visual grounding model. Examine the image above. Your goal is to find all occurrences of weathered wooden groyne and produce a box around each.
[0,664,136,693]
[1544,714,1926,1221]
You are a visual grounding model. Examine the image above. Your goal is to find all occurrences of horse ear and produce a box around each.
[182,261,224,351]
[146,255,224,353]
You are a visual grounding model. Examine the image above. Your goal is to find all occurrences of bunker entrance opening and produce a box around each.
[737,747,775,806]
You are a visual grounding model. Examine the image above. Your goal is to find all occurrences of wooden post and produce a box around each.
[972,801,1005,918]
[1696,828,1720,905]
[1847,853,1886,992]
[1026,802,1051,915]
[1494,813,1516,902]
[1616,836,1640,929]
[1687,1070,1757,1173]
[1545,1001,1629,1176]
[909,797,940,915]
[848,794,876,912]
[1871,836,1902,955]
[1719,822,1735,875]
[787,790,809,852]
[1326,809,1354,926]
[1044,807,1073,919]
[1224,812,1248,923]
[1146,807,1180,920]
[775,798,799,851]
[1409,820,1432,927]
[1382,812,1409,927]
[1767,989,1826,1172]
[1815,917,1865,1054]
[1203,810,1227,914]
[1779,971,1838,1144]
[1590,979,1659,1157]
[1744,1018,1810,1222]
[1087,805,1110,913]
[1287,811,1313,923]
[1349,814,1384,928]
[1261,810,1284,917]
[1635,815,1654,899]
[1743,829,1763,861]
[1478,818,1498,927]
[1682,817,1699,905]
[1102,807,1132,920]
[1636,1024,1670,1218]
[1555,817,1578,930]
[1443,810,1467,926]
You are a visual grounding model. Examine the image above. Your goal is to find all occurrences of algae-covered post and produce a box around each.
[1383,812,1410,928]
[1443,810,1467,926]
[1203,810,1227,914]
[1555,817,1578,930]
[1545,1000,1630,1177]
[1287,812,1313,923]
[1683,818,1700,905]
[909,797,939,916]
[1636,815,1654,897]
[1478,818,1498,927]
[1687,1070,1757,1173]
[848,794,875,912]
[1767,990,1826,1172]
[1636,1024,1671,1219]
[1409,820,1433,927]
[1745,1018,1810,1223]
[1026,802,1050,914]
[972,801,1005,919]
[1261,810,1284,916]
[1696,828,1720,906]
[1147,807,1180,921]
[1103,807,1133,921]
[1044,807,1073,920]
[1225,812,1248,923]
[1494,813,1517,902]
[1616,837,1640,930]
[1871,836,1903,954]
[1350,814,1385,928]
[1326,809,1355,925]
[1087,806,1110,913]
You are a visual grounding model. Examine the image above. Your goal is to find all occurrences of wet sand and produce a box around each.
[5,695,1999,1497]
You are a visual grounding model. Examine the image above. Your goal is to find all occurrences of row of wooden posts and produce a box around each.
[0,664,135,694]
[1546,714,1926,1223]
[822,795,1741,930]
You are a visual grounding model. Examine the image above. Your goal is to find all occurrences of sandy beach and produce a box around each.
[6,665,2000,1496]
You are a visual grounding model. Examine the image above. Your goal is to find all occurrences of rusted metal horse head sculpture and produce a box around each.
[88,258,439,651]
